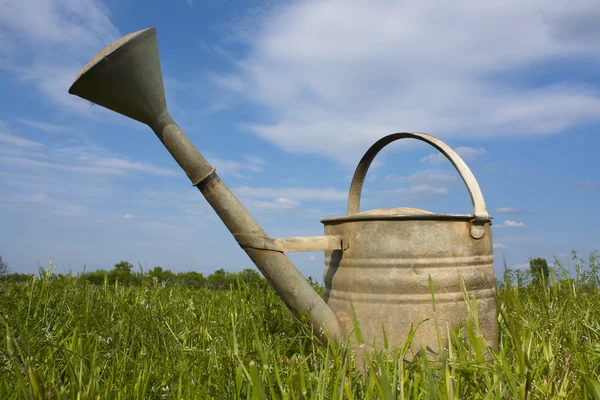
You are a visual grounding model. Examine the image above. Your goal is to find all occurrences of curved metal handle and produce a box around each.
[348,132,491,239]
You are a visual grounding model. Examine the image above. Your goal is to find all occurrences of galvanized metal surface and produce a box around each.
[234,234,346,252]
[321,133,498,355]
[68,27,499,359]
[323,218,497,356]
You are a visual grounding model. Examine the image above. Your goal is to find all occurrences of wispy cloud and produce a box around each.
[384,170,458,186]
[493,243,509,249]
[495,207,532,215]
[0,122,46,149]
[504,220,527,228]
[208,156,264,178]
[379,184,449,201]
[495,220,527,228]
[2,155,177,177]
[212,0,600,162]
[227,185,347,215]
[90,158,177,177]
[0,0,121,110]
[16,118,78,133]
[0,132,45,149]
[247,197,301,212]
[0,121,191,221]
[0,120,225,179]
[421,147,487,165]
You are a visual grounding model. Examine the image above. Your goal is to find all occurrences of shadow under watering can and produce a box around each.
[68,27,498,359]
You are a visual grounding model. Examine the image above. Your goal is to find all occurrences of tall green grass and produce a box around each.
[1,252,600,399]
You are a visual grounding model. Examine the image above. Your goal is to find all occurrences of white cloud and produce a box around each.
[16,118,77,133]
[499,206,517,213]
[123,214,134,219]
[379,184,449,201]
[385,170,458,186]
[421,147,487,165]
[495,220,527,228]
[227,186,348,215]
[0,0,121,109]
[493,243,509,249]
[0,132,45,149]
[504,220,527,228]
[2,155,177,177]
[90,158,177,177]
[248,196,301,212]
[212,0,600,163]
[0,121,180,178]
[208,156,264,177]
[495,207,531,215]
[513,263,531,270]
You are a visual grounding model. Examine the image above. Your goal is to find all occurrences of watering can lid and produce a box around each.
[320,206,488,223]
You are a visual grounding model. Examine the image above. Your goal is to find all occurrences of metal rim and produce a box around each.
[321,213,477,224]
[69,28,156,94]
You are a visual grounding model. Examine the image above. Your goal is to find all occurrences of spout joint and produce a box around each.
[235,234,347,252]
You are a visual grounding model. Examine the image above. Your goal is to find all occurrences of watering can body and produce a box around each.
[67,27,498,358]
[322,214,497,354]
[320,132,497,355]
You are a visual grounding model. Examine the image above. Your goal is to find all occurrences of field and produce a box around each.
[1,252,600,399]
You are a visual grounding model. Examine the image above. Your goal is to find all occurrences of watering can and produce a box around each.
[68,28,498,356]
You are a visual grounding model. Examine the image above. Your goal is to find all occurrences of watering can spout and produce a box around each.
[68,27,345,341]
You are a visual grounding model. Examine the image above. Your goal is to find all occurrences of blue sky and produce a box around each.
[1,0,599,281]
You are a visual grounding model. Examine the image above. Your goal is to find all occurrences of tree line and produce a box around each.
[2,251,598,291]
[0,258,276,290]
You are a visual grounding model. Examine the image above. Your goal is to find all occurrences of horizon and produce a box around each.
[1,0,599,282]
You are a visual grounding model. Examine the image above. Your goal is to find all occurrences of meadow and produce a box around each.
[1,251,600,399]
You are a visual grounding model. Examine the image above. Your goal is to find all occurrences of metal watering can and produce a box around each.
[68,28,498,356]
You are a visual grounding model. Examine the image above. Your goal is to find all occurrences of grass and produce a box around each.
[1,252,600,399]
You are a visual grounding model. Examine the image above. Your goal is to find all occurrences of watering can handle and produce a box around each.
[347,132,491,239]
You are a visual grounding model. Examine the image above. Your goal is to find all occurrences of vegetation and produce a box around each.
[0,260,266,291]
[1,251,599,399]
[529,257,550,287]
[0,255,9,276]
